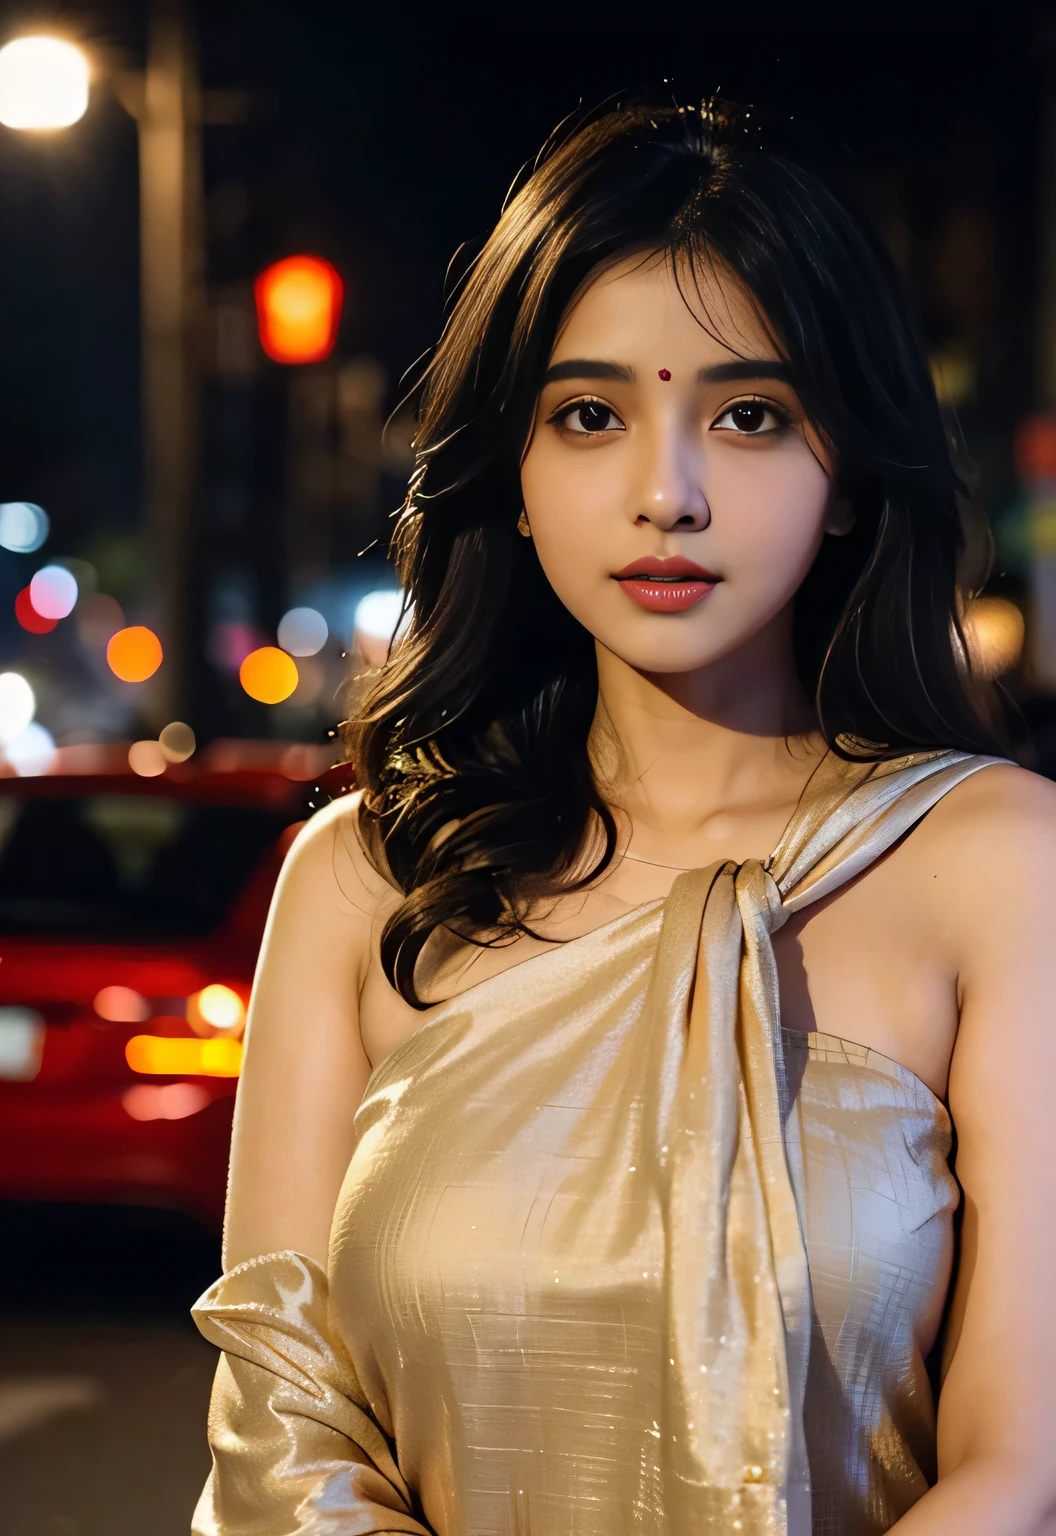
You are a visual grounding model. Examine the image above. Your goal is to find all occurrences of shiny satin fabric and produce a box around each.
[193,1249,430,1534]
[193,749,999,1536]
[785,1032,958,1535]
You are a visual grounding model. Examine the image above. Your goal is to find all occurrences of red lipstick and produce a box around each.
[612,555,720,613]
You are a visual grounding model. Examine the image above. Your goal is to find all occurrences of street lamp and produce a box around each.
[0,6,203,727]
[0,37,89,129]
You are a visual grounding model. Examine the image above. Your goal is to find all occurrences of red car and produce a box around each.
[0,743,335,1229]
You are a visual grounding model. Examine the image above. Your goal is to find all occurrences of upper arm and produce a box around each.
[223,792,392,1270]
[930,766,1056,1499]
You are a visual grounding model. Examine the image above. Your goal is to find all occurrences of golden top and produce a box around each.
[194,748,999,1536]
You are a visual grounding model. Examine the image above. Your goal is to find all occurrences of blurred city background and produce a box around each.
[0,1,1053,1531]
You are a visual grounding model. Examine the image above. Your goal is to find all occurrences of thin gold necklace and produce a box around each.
[620,850,692,871]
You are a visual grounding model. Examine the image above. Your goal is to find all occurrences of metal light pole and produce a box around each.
[0,3,203,725]
[136,0,202,726]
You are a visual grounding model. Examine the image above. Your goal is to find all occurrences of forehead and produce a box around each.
[551,250,773,365]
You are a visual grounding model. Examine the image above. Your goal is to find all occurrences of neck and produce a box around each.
[590,611,824,842]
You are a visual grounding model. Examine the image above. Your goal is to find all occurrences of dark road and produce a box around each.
[0,1204,222,1535]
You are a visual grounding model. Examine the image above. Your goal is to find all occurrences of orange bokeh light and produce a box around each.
[254,255,344,364]
[125,1034,243,1077]
[239,645,298,704]
[107,625,163,682]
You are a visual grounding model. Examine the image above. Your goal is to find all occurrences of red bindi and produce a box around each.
[658,368,672,381]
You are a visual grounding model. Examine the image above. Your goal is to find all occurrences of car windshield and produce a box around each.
[0,792,293,939]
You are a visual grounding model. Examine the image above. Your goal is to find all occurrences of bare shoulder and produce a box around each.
[226,789,396,1266]
[903,761,1056,961]
[276,788,398,933]
[256,789,400,1006]
[913,760,1056,870]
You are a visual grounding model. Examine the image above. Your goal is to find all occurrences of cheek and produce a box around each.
[714,449,831,589]
[521,436,618,524]
[520,442,617,583]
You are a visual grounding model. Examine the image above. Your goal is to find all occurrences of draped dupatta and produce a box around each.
[648,749,998,1534]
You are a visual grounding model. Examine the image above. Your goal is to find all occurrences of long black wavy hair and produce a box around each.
[345,100,1005,1006]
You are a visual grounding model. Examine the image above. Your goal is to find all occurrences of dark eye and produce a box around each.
[551,399,625,435]
[712,399,787,435]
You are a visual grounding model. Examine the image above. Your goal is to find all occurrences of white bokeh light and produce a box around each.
[0,501,49,553]
[277,606,328,656]
[159,721,196,763]
[0,37,89,130]
[4,722,56,776]
[29,564,78,620]
[128,740,167,778]
[354,590,407,643]
[0,673,35,744]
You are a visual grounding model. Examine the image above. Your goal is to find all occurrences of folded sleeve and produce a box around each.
[191,1250,432,1535]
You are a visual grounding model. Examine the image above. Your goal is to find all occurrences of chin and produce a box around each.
[641,655,728,676]
[599,631,756,676]
[590,587,801,677]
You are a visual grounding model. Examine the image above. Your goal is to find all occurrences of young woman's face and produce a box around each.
[519,252,846,677]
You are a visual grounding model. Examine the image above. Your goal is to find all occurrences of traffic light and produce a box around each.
[254,255,344,365]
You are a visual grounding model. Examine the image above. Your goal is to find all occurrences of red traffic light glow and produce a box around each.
[254,255,344,365]
[15,585,57,634]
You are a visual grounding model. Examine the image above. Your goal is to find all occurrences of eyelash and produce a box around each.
[545,397,622,435]
[545,394,793,437]
[712,396,792,434]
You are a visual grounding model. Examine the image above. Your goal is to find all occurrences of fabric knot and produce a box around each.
[735,856,787,937]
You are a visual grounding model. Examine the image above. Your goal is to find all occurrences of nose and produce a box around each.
[633,425,711,532]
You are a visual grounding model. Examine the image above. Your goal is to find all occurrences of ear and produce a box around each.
[517,509,532,539]
[824,493,855,538]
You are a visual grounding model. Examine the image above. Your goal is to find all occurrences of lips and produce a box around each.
[612,555,720,614]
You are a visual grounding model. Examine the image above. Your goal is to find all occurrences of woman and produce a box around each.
[192,103,1056,1535]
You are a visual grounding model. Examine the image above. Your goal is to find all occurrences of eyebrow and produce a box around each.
[541,358,634,385]
[539,357,793,387]
[698,359,793,385]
